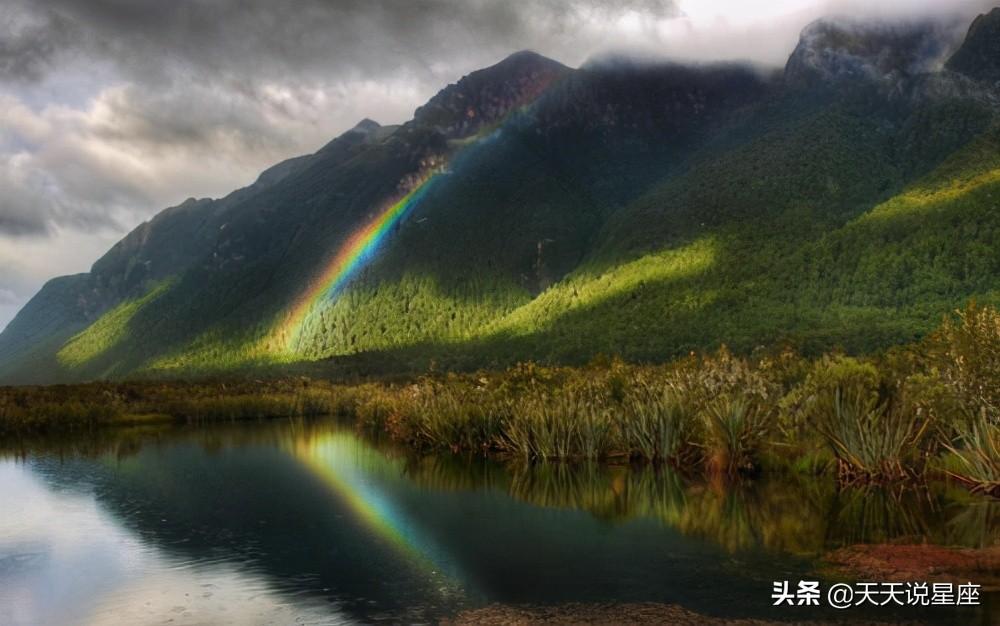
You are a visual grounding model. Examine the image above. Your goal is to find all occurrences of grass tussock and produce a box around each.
[815,385,932,483]
[790,356,934,483]
[504,385,615,461]
[0,379,354,437]
[620,381,697,465]
[702,393,773,475]
[4,303,1000,496]
[944,415,1000,496]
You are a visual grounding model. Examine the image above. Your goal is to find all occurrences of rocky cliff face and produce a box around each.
[412,50,570,139]
[785,17,959,88]
[947,8,1000,83]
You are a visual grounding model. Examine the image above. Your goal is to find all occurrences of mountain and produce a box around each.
[2,10,1000,384]
[946,7,1000,82]
[784,16,957,87]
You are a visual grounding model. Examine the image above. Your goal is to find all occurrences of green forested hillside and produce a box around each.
[476,119,1000,364]
[2,10,1000,383]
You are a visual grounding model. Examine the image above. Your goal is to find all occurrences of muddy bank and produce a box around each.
[825,544,1000,590]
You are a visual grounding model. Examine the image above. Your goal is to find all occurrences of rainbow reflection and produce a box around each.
[279,174,440,351]
[293,433,459,588]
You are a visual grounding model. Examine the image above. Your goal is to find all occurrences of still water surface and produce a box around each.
[1,419,996,624]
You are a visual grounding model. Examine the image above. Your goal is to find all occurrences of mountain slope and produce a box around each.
[947,7,1000,82]
[0,117,391,381]
[2,11,1000,383]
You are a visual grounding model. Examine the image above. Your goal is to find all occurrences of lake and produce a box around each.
[1,418,996,625]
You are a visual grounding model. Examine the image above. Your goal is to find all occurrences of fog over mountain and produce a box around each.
[0,0,995,331]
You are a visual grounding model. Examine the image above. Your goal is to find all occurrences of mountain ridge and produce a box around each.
[3,9,1000,384]
[946,7,1000,82]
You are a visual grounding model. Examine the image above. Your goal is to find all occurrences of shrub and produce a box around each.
[780,355,880,440]
[926,302,1000,423]
[787,356,935,482]
[354,385,401,435]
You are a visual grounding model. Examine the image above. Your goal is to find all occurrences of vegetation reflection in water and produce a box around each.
[401,449,999,557]
[3,419,997,623]
[5,419,997,562]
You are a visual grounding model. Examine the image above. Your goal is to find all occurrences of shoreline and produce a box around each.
[1,356,998,500]
[2,304,999,498]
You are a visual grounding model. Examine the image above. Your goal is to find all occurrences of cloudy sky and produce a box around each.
[0,0,994,329]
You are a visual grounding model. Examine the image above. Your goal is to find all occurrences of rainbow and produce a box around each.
[293,434,461,588]
[279,173,440,351]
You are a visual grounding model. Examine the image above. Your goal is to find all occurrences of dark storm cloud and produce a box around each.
[3,0,680,86]
[0,160,52,236]
[91,83,302,153]
[0,202,47,236]
[0,0,684,242]
[0,150,126,237]
[0,0,994,331]
[0,5,77,81]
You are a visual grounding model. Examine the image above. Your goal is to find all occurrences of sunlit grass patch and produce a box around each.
[486,237,717,337]
[858,131,1000,223]
[57,279,176,368]
[141,326,285,375]
[286,273,528,359]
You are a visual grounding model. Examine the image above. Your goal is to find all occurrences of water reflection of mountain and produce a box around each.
[20,420,998,623]
[26,430,464,624]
